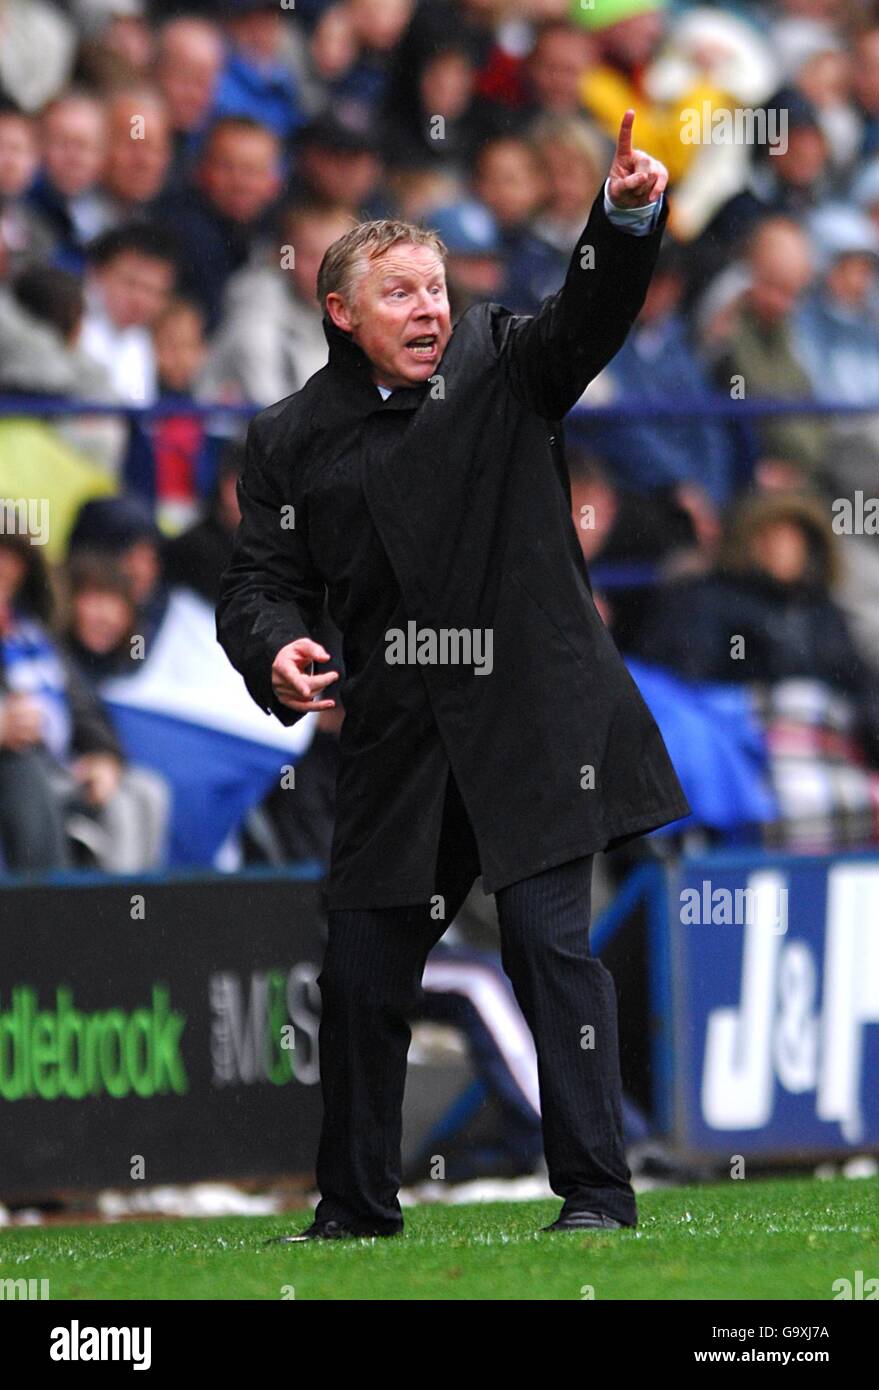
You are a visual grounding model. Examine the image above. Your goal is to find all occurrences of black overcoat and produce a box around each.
[216,189,691,909]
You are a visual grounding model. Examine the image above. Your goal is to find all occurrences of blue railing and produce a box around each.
[2,393,879,421]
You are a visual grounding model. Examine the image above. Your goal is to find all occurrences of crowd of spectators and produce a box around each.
[3,0,879,876]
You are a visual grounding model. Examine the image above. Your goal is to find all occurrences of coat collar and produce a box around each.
[321,313,429,411]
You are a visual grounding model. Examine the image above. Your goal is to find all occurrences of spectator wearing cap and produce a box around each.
[427,199,504,318]
[203,200,354,405]
[572,0,736,204]
[153,16,225,192]
[212,0,306,142]
[153,115,282,332]
[793,203,879,499]
[81,222,178,404]
[795,203,879,404]
[289,111,383,216]
[68,495,168,651]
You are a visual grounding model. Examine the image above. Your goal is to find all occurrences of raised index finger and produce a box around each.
[616,108,635,160]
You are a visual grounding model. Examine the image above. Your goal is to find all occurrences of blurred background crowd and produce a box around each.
[2,0,879,887]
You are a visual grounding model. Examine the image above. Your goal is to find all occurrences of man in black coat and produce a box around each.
[216,112,690,1239]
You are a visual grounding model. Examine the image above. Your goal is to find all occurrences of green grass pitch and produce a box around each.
[1,1175,875,1300]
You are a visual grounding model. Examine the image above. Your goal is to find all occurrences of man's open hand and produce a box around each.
[607,109,668,209]
[271,637,338,713]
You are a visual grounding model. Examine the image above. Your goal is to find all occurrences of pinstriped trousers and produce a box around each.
[314,771,638,1231]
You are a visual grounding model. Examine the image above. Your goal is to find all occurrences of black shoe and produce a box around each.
[541,1209,625,1233]
[265,1220,401,1244]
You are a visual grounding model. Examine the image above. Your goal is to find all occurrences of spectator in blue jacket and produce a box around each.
[582,241,740,512]
[213,0,306,142]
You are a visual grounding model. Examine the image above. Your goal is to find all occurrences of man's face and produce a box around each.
[285,212,354,304]
[475,141,545,227]
[158,32,223,131]
[301,145,380,211]
[0,115,38,198]
[749,228,813,325]
[96,251,174,329]
[73,589,132,654]
[199,127,280,224]
[105,100,171,204]
[826,252,877,307]
[43,100,107,197]
[528,29,594,112]
[328,242,452,389]
[773,127,827,189]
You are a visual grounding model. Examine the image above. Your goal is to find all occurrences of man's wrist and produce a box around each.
[603,178,663,235]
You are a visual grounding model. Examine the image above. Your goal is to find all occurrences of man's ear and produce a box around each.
[326,292,354,334]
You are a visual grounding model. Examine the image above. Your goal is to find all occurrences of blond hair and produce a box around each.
[317,218,447,311]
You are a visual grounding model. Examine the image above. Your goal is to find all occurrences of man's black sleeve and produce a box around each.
[493,187,669,420]
[215,413,327,728]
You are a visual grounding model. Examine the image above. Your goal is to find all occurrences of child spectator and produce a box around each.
[152,296,211,532]
[154,296,207,396]
[63,550,137,683]
[58,548,172,871]
[67,495,169,650]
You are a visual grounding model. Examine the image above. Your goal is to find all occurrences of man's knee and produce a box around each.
[318,917,426,1014]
